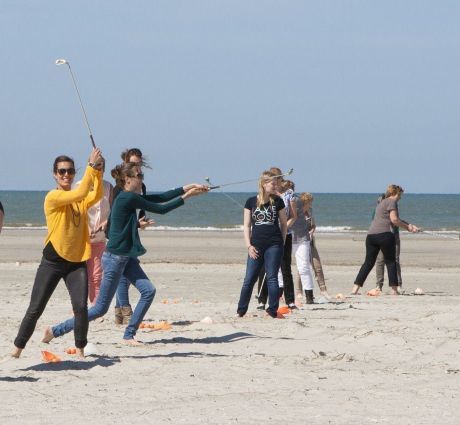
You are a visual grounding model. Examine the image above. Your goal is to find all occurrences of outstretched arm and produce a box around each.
[390,210,420,232]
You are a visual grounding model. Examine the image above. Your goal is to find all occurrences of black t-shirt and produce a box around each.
[244,195,285,248]
[0,201,4,214]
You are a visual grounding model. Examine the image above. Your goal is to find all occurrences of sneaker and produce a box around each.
[256,302,266,310]
[288,303,298,310]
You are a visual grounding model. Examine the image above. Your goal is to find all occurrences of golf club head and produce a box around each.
[55,59,68,66]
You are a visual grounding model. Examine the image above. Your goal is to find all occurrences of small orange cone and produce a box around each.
[41,350,62,363]
[140,321,172,331]
[276,312,285,319]
[277,306,290,315]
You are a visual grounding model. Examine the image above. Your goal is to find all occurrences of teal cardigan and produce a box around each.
[106,187,184,257]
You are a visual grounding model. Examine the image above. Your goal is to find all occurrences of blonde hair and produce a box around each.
[299,192,313,203]
[257,171,276,208]
[385,184,404,197]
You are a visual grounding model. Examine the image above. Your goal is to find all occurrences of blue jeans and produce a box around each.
[115,274,131,308]
[237,243,283,317]
[52,251,156,340]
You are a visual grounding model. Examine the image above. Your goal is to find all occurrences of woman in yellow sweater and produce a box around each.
[11,148,103,358]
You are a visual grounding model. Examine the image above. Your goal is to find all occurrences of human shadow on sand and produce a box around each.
[0,376,39,382]
[115,351,229,360]
[18,355,120,372]
[146,331,256,346]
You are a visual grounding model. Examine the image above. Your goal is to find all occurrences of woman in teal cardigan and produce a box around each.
[44,161,208,349]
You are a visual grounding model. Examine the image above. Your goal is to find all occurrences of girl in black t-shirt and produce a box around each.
[236,171,287,318]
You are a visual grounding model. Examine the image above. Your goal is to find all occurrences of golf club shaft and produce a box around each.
[209,169,293,190]
[421,230,459,240]
[256,273,267,299]
[66,63,96,148]
[205,177,245,208]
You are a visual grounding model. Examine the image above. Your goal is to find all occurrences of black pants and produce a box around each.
[280,234,295,304]
[354,232,398,287]
[14,257,89,349]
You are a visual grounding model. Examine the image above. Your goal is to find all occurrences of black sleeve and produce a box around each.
[138,183,147,220]
[276,196,286,211]
[244,197,254,210]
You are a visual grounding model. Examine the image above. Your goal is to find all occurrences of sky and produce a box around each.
[1,1,459,193]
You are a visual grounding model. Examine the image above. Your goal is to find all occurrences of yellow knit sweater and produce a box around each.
[44,166,103,262]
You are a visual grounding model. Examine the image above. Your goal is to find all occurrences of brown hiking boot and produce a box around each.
[121,306,133,325]
[114,307,123,325]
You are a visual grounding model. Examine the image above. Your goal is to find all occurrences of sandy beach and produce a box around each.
[1,229,459,424]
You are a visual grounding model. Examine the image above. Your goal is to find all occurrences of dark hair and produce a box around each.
[121,148,143,162]
[111,162,140,188]
[53,155,75,173]
[120,148,150,168]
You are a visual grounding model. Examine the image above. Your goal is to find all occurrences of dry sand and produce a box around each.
[1,229,459,424]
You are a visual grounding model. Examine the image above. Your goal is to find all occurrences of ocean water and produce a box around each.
[0,191,459,232]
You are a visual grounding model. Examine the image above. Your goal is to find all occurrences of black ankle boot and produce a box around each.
[305,290,314,304]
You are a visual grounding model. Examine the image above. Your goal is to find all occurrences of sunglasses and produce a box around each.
[57,168,76,176]
[134,172,144,179]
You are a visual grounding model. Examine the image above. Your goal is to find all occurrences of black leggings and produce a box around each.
[14,257,89,349]
[354,232,398,287]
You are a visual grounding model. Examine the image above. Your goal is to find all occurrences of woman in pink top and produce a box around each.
[78,158,113,305]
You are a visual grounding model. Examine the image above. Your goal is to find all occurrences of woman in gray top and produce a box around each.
[289,190,315,304]
[351,185,419,295]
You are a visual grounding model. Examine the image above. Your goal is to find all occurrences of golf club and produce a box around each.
[55,58,96,148]
[207,168,294,190]
[256,273,267,299]
[421,230,459,240]
[204,177,245,209]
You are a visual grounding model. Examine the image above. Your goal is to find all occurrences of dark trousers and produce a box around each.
[14,257,89,349]
[354,232,398,287]
[280,234,295,304]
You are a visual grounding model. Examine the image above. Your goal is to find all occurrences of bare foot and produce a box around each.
[42,326,54,343]
[75,348,85,359]
[390,286,401,295]
[10,346,23,358]
[350,284,361,295]
[320,291,331,299]
[122,339,143,346]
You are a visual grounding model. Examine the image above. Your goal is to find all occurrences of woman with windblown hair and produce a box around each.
[237,171,287,318]
[44,161,208,348]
